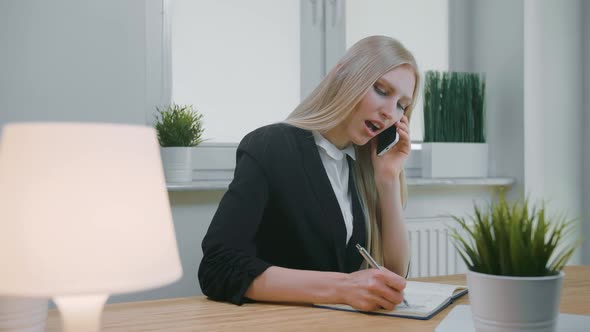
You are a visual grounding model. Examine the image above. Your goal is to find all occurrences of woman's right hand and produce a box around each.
[341,267,406,312]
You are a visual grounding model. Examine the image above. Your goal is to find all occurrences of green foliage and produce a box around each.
[423,71,486,143]
[450,195,581,277]
[154,104,204,147]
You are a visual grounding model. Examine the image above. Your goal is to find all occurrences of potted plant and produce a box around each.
[450,195,580,332]
[154,104,204,183]
[421,71,486,178]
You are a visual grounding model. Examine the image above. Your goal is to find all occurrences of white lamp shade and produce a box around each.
[0,122,182,297]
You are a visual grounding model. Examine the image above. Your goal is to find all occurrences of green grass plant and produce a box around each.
[450,195,580,277]
[154,104,204,147]
[423,71,486,143]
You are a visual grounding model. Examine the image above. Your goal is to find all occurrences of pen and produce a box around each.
[355,243,410,307]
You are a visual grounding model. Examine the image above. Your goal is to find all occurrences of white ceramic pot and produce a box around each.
[160,147,192,183]
[467,270,564,332]
[421,143,488,178]
[0,297,48,332]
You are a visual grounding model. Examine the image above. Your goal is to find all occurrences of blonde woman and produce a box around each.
[199,35,419,312]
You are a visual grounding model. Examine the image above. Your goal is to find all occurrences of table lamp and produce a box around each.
[0,123,183,332]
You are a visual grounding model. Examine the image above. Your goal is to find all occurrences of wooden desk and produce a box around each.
[46,266,590,331]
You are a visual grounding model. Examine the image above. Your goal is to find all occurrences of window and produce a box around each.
[157,0,449,143]
[345,0,449,141]
[170,0,300,142]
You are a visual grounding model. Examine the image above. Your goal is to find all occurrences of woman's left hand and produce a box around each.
[371,115,411,183]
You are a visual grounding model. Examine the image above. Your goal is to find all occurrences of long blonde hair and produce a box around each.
[285,35,420,264]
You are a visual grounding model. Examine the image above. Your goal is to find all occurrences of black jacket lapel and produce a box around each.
[345,155,366,272]
[294,127,347,271]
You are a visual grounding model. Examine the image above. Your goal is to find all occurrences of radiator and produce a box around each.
[406,218,468,278]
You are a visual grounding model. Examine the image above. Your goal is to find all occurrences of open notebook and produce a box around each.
[314,281,468,320]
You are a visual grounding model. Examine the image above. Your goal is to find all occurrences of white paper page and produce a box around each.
[393,293,449,315]
[405,281,466,298]
[385,281,467,315]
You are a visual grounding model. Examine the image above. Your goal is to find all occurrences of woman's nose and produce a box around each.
[379,103,401,122]
[379,105,394,120]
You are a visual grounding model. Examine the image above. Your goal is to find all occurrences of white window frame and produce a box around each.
[145,0,442,173]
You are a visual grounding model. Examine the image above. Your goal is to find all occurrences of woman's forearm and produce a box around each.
[245,264,408,311]
[244,266,349,304]
[377,178,410,276]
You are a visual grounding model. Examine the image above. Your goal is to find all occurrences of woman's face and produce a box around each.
[327,64,416,148]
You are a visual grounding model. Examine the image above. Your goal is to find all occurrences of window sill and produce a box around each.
[166,172,515,192]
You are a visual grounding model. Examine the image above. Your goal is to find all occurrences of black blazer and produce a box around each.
[198,123,366,304]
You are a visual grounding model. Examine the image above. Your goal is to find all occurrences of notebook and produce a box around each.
[314,281,468,320]
[435,305,590,332]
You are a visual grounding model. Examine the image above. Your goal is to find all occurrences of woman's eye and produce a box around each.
[373,85,388,96]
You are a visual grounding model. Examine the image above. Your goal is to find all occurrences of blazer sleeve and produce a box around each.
[198,133,274,305]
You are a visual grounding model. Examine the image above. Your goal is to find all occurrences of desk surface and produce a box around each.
[46,266,590,332]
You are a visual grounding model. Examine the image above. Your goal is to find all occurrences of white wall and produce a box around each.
[0,0,148,130]
[524,0,584,264]
[0,0,210,304]
[472,0,525,203]
[345,0,449,142]
[449,0,525,202]
[584,0,590,264]
[450,0,587,264]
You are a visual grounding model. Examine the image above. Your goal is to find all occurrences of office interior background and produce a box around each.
[0,0,589,304]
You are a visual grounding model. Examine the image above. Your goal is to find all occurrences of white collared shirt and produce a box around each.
[312,131,356,244]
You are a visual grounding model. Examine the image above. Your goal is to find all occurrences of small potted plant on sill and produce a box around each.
[422,71,486,178]
[154,104,204,183]
[451,195,581,332]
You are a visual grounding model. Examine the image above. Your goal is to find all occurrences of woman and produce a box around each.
[198,35,420,312]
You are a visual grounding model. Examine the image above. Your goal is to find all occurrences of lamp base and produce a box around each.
[54,294,108,332]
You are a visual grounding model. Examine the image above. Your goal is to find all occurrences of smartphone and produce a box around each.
[376,123,399,156]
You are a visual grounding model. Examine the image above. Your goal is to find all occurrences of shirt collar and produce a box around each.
[312,131,356,161]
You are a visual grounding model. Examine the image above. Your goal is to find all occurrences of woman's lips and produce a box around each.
[364,121,378,137]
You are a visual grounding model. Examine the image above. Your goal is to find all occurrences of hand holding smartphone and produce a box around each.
[376,123,399,156]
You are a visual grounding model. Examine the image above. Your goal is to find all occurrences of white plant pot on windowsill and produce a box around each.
[467,270,564,332]
[0,297,48,332]
[421,143,488,178]
[160,147,193,183]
